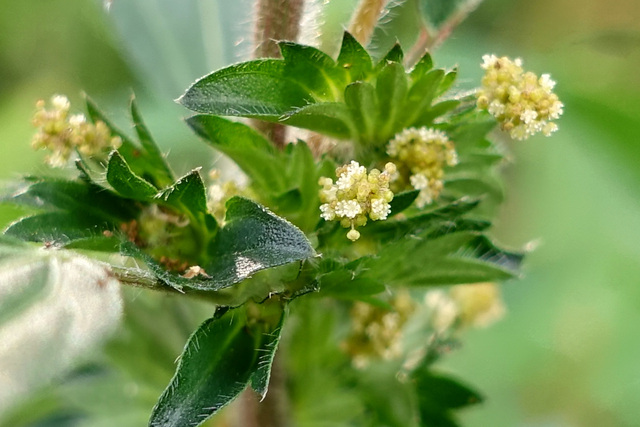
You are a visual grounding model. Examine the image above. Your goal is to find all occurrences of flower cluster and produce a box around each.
[477,55,564,140]
[319,161,395,241]
[343,292,416,368]
[31,95,121,167]
[387,127,458,208]
[425,282,505,333]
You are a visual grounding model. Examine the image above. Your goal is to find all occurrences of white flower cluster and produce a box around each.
[477,55,564,140]
[32,95,121,167]
[319,161,395,241]
[387,127,458,207]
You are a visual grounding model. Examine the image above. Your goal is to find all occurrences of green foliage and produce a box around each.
[0,28,525,427]
[149,303,285,427]
[180,33,462,149]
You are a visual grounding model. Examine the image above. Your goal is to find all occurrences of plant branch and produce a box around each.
[348,0,391,46]
[252,0,305,148]
[405,0,484,69]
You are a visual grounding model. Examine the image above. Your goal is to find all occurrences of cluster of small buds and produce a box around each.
[319,161,396,241]
[343,292,415,368]
[477,55,564,140]
[207,169,244,223]
[31,95,121,167]
[425,282,505,333]
[387,127,458,208]
[449,282,505,329]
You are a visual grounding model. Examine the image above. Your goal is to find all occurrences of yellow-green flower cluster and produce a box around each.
[319,161,396,241]
[425,282,505,333]
[31,95,122,167]
[343,292,415,368]
[387,127,458,208]
[477,55,564,140]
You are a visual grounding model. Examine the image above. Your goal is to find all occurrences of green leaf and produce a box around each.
[410,51,434,80]
[437,68,458,97]
[318,270,386,300]
[279,41,346,101]
[281,142,323,232]
[250,306,286,399]
[156,170,209,217]
[8,178,138,222]
[367,231,523,286]
[337,31,373,82]
[148,308,256,427]
[203,197,315,291]
[377,43,404,68]
[130,97,175,187]
[179,59,313,118]
[283,103,354,140]
[186,115,288,194]
[413,370,482,427]
[376,62,408,141]
[344,82,378,144]
[121,197,314,293]
[388,189,420,216]
[106,151,158,201]
[403,68,445,128]
[5,212,115,244]
[415,99,461,126]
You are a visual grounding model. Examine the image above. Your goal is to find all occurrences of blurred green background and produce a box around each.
[1,0,639,426]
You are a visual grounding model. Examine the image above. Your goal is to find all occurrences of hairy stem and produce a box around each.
[348,0,390,46]
[235,351,290,427]
[252,0,305,148]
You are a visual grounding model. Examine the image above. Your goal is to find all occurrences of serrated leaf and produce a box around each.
[179,60,313,118]
[344,82,378,144]
[415,99,461,126]
[156,170,209,217]
[8,179,138,222]
[279,41,346,101]
[436,68,458,97]
[414,370,482,427]
[282,142,322,232]
[410,51,434,80]
[130,97,175,187]
[250,307,286,399]
[148,308,256,427]
[106,151,158,201]
[186,115,288,194]
[5,212,115,244]
[403,68,445,127]
[203,197,315,291]
[388,189,420,216]
[376,43,404,68]
[376,62,408,141]
[318,270,386,300]
[337,31,373,82]
[367,231,523,286]
[121,197,314,293]
[283,102,354,140]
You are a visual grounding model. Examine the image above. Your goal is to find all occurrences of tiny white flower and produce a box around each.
[335,200,362,218]
[520,109,538,124]
[410,173,429,190]
[51,95,70,111]
[320,204,336,221]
